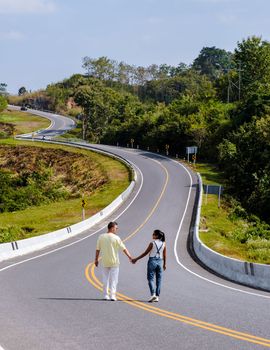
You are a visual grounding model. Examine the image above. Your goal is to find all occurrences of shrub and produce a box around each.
[0,166,68,213]
[0,225,25,242]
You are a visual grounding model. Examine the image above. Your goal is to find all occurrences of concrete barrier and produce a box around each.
[0,151,136,263]
[192,174,270,291]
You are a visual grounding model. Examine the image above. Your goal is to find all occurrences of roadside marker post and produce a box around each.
[82,197,86,220]
[186,146,198,163]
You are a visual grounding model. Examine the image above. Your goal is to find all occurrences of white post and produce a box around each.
[205,185,208,204]
[218,186,221,208]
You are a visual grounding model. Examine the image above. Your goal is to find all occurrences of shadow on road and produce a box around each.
[39,297,147,302]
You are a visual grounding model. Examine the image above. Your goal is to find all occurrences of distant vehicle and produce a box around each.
[20,105,27,111]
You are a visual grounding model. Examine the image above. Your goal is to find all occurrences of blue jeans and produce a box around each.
[147,257,163,296]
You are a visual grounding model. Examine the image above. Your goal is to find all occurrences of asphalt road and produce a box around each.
[0,111,270,349]
[9,105,75,139]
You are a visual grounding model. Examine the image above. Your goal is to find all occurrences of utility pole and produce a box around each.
[238,62,242,101]
[226,62,243,103]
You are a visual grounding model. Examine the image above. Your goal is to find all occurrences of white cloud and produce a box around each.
[0,0,56,14]
[0,30,25,40]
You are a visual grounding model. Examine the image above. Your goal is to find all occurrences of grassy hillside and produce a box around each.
[192,162,270,264]
[0,109,50,135]
[0,140,130,242]
[0,110,130,243]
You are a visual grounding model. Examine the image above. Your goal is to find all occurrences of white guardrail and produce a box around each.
[0,143,137,262]
[192,173,270,292]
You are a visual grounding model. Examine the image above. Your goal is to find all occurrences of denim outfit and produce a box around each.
[147,257,163,296]
[147,240,164,296]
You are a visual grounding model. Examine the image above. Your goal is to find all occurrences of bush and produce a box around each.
[0,96,7,112]
[227,197,248,221]
[0,131,8,139]
[0,166,68,213]
[0,225,25,243]
[67,107,82,118]
[232,220,270,243]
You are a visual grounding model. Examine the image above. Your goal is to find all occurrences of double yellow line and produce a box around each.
[85,158,270,348]
[85,262,270,347]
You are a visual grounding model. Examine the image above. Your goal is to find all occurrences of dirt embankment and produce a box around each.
[0,145,108,196]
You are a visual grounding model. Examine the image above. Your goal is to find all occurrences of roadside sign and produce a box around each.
[203,184,223,207]
[203,185,223,195]
[186,146,198,154]
[186,146,198,162]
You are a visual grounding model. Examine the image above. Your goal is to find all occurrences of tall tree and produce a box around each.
[18,86,27,96]
[0,83,7,96]
[82,56,116,80]
[74,80,120,142]
[193,46,233,80]
[234,36,270,99]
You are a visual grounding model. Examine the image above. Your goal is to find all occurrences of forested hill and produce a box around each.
[6,36,270,224]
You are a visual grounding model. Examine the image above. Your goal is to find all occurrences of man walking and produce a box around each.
[95,221,132,301]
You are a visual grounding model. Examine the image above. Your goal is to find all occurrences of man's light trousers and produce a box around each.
[102,266,119,298]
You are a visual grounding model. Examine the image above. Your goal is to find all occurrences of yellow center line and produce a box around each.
[122,158,169,243]
[85,262,270,348]
[85,158,270,348]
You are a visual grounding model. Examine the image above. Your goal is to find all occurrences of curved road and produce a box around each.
[9,105,75,139]
[0,111,270,349]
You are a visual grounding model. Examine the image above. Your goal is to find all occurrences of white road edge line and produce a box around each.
[1,148,269,301]
[172,158,270,300]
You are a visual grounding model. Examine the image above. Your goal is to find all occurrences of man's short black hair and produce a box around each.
[108,221,118,230]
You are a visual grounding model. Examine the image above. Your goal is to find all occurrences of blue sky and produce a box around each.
[1,0,270,94]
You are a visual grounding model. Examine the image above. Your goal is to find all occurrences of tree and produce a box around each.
[193,46,233,80]
[18,87,27,96]
[116,61,134,85]
[82,56,116,80]
[74,80,121,142]
[0,83,7,96]
[234,36,270,99]
[217,115,270,222]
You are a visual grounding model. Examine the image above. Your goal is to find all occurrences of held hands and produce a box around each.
[131,258,138,264]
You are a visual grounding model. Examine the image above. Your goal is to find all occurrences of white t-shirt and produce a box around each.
[149,239,165,258]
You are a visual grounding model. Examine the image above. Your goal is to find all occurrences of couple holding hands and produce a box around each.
[95,221,166,302]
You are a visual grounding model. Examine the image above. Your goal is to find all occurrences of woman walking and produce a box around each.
[132,229,166,302]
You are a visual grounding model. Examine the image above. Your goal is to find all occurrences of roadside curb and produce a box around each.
[191,173,270,292]
[0,143,137,262]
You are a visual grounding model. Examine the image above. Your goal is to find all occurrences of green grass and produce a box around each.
[0,110,50,134]
[0,111,130,241]
[191,162,224,185]
[190,162,270,264]
[0,141,129,240]
[200,195,249,260]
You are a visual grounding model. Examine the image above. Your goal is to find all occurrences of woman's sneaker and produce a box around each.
[148,295,156,302]
[153,296,159,302]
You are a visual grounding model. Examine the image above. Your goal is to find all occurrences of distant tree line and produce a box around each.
[5,35,270,222]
